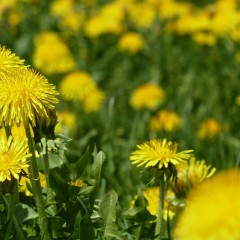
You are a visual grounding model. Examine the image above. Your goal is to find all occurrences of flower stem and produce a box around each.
[155,177,165,240]
[24,124,50,239]
[42,145,50,190]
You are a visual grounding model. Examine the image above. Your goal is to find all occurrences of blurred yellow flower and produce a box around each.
[174,169,240,240]
[192,32,217,46]
[55,111,76,134]
[118,32,145,54]
[19,170,46,196]
[59,71,96,101]
[198,118,222,139]
[0,136,30,182]
[82,88,105,113]
[0,68,59,127]
[172,157,216,198]
[150,110,181,132]
[50,0,74,17]
[33,31,76,74]
[69,179,86,188]
[130,83,165,110]
[129,138,193,169]
[235,95,240,105]
[143,186,175,220]
[0,45,26,74]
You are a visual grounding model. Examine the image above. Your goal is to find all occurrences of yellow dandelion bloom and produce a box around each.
[0,45,26,74]
[59,71,96,101]
[50,0,74,17]
[33,31,76,74]
[172,157,216,197]
[130,83,165,110]
[198,118,222,139]
[143,186,175,220]
[129,138,193,169]
[235,95,240,105]
[0,68,59,127]
[82,88,105,113]
[118,32,145,54]
[69,179,86,188]
[192,32,217,46]
[55,111,76,134]
[174,169,240,240]
[150,110,181,132]
[0,136,30,182]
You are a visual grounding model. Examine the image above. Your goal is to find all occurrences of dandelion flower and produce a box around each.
[130,83,165,110]
[174,169,240,240]
[143,186,175,220]
[150,110,181,132]
[118,32,145,54]
[55,111,76,134]
[129,138,193,169]
[198,118,222,139]
[59,71,96,101]
[172,157,216,198]
[69,179,86,188]
[0,136,30,182]
[82,87,105,113]
[0,68,59,127]
[0,45,26,74]
[33,31,76,74]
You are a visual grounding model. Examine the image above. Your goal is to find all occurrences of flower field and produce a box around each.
[1,0,240,239]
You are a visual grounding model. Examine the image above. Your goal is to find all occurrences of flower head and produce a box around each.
[0,45,26,74]
[0,68,59,127]
[150,110,181,132]
[0,136,30,182]
[55,111,76,134]
[129,138,193,169]
[59,71,96,101]
[174,169,240,240]
[172,157,216,198]
[143,186,175,220]
[198,118,222,139]
[130,83,165,110]
[118,32,145,54]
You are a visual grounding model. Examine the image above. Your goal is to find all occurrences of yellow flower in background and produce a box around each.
[198,118,222,139]
[143,186,175,220]
[59,71,96,101]
[0,45,26,74]
[192,32,217,46]
[82,88,105,113]
[130,83,165,110]
[172,157,216,198]
[128,2,155,29]
[33,31,76,74]
[0,136,30,182]
[174,169,240,240]
[118,32,145,54]
[69,179,86,188]
[50,0,74,17]
[235,95,240,105]
[0,68,59,127]
[19,170,46,196]
[129,138,193,169]
[55,111,76,134]
[149,110,181,132]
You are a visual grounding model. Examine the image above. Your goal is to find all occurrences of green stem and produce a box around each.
[24,124,50,239]
[2,195,26,240]
[155,178,165,240]
[42,146,50,190]
[5,193,14,240]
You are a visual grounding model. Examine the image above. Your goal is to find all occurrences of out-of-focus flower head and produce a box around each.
[55,111,76,134]
[69,179,86,188]
[150,109,181,132]
[174,169,240,240]
[192,32,217,46]
[171,157,216,198]
[143,186,175,220]
[82,87,105,113]
[33,31,76,74]
[118,32,145,54]
[130,83,165,110]
[59,71,96,101]
[197,118,222,139]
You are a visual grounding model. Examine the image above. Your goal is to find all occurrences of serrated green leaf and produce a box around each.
[14,204,38,224]
[99,190,126,240]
